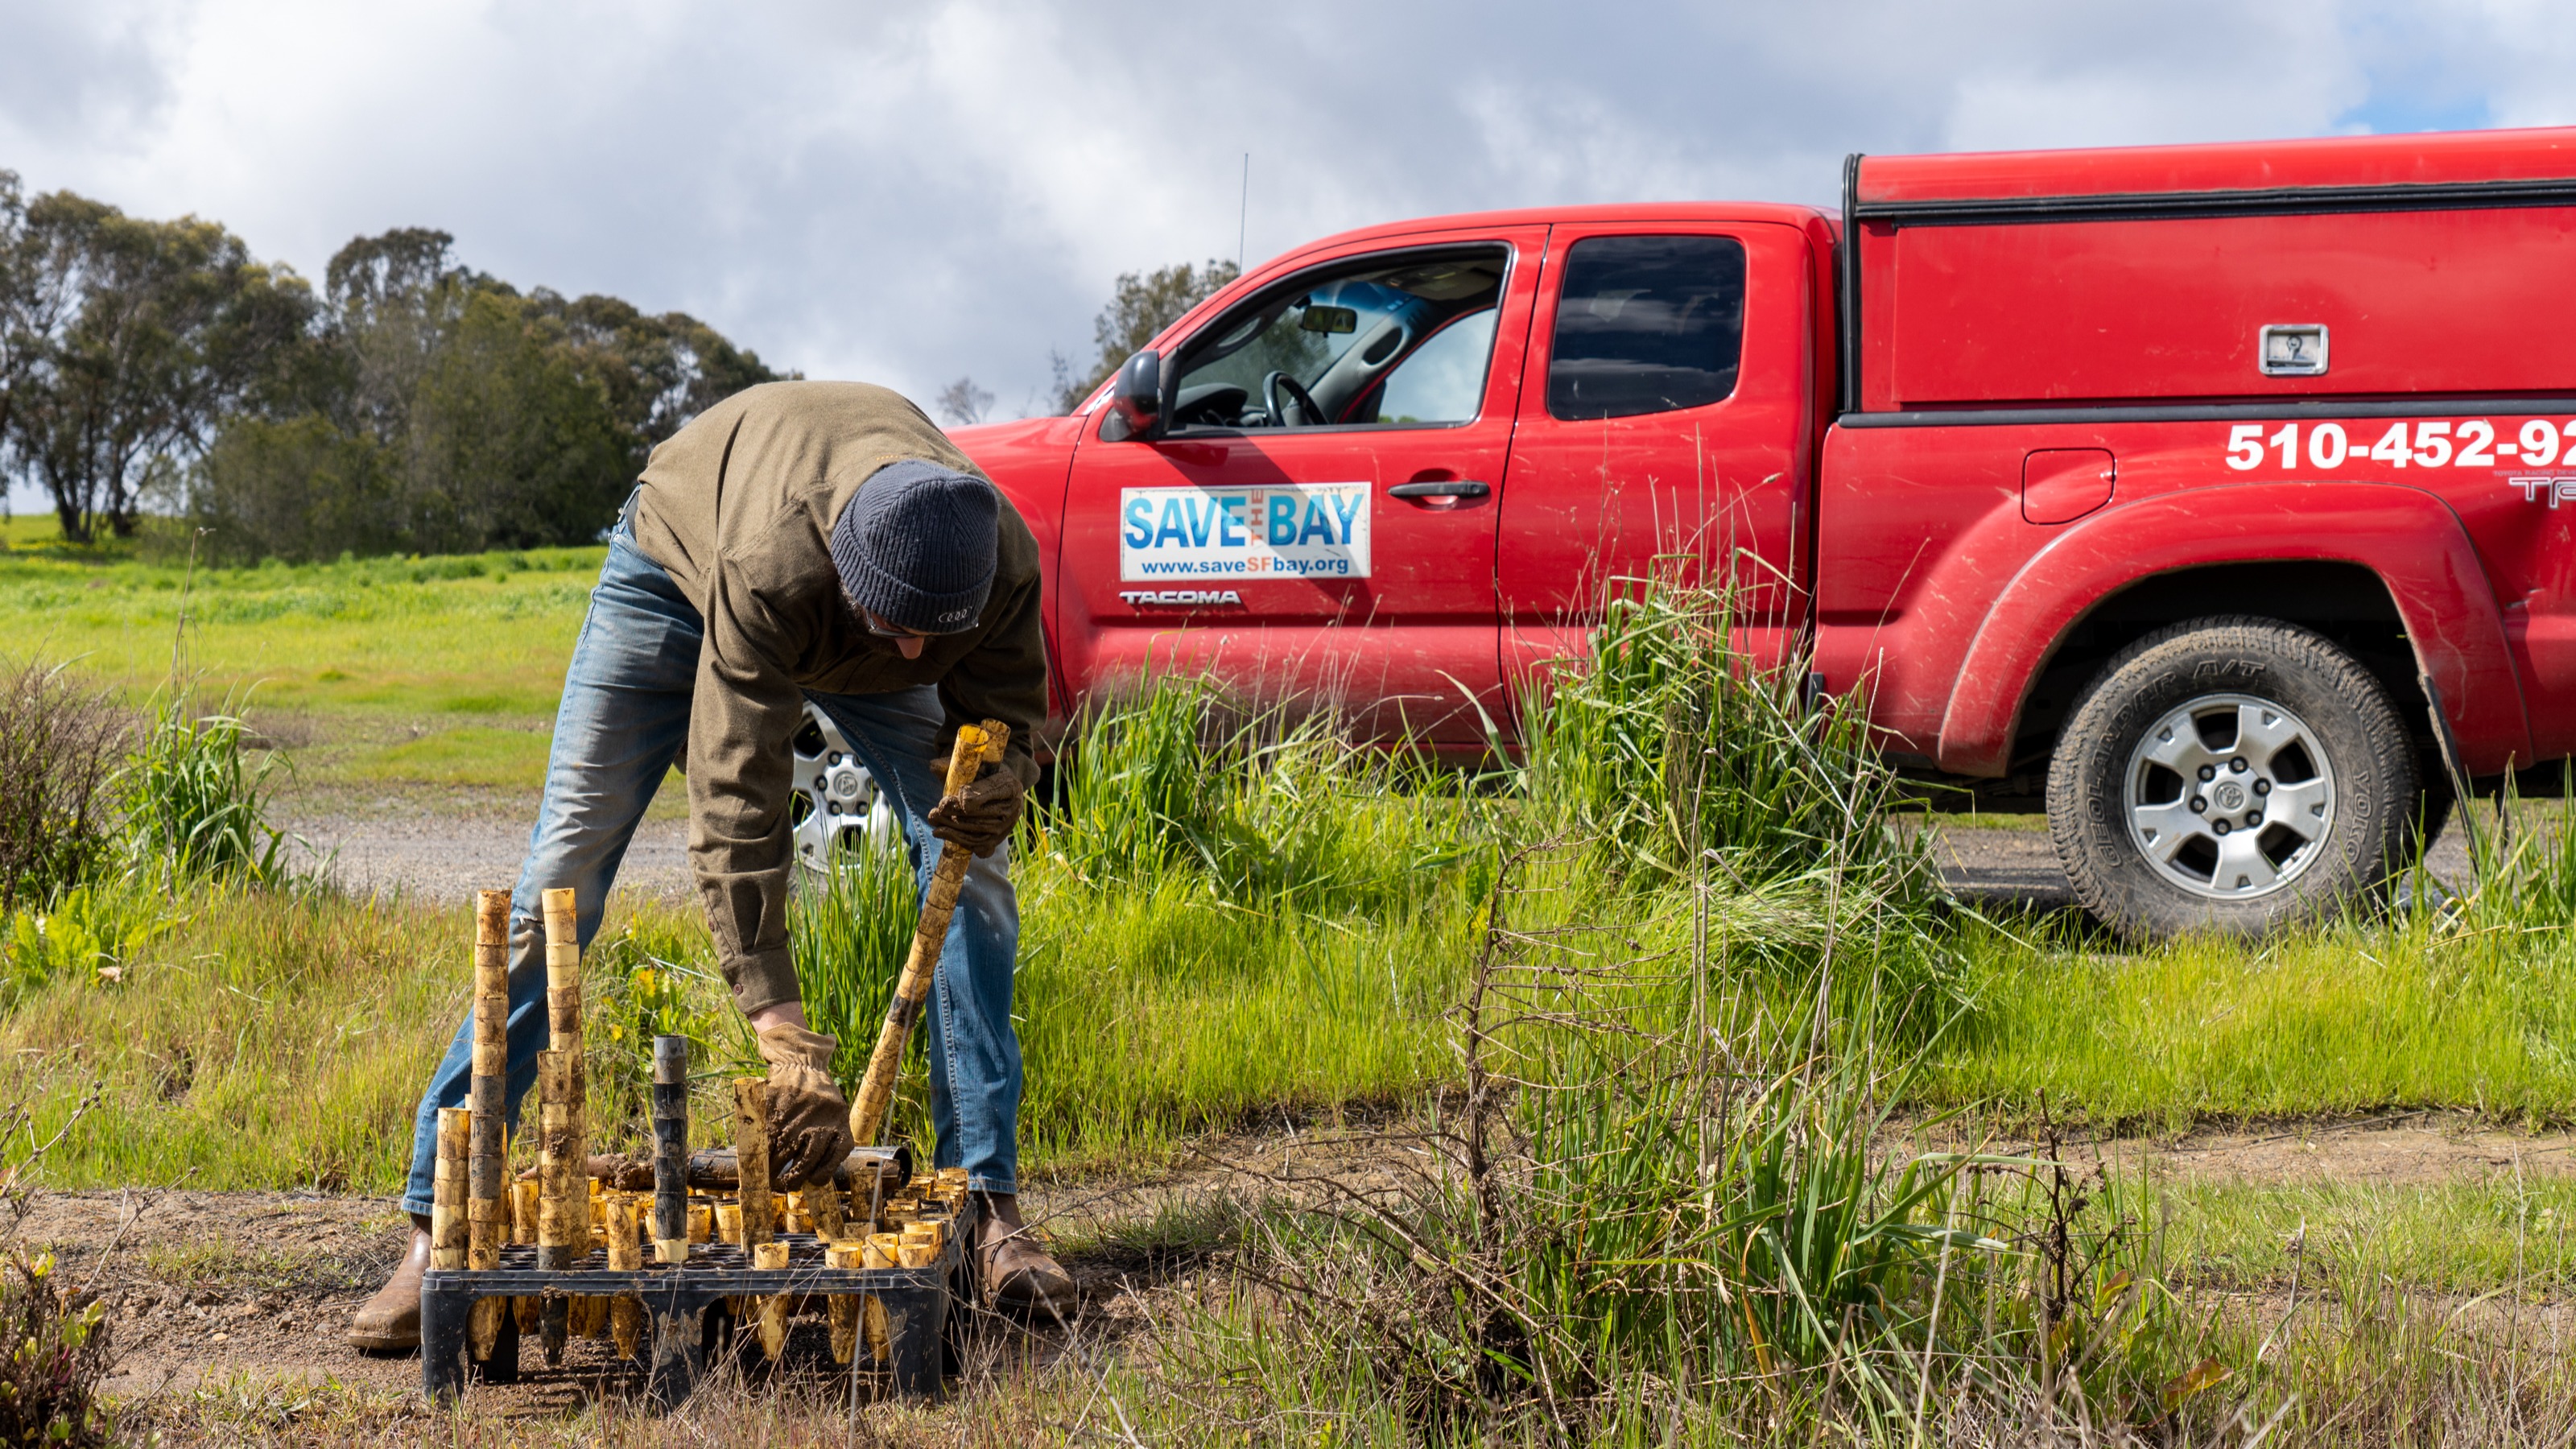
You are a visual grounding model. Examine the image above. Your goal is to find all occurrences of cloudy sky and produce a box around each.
[3,0,2573,440]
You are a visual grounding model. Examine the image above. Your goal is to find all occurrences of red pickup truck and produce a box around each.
[905,125,2576,937]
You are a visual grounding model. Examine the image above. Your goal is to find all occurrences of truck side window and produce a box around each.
[1545,235,1746,420]
[1169,246,1508,431]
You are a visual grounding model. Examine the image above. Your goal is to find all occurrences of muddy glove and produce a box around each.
[758,1022,855,1190]
[926,761,1026,857]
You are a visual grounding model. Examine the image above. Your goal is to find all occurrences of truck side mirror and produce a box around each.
[1101,350,1163,442]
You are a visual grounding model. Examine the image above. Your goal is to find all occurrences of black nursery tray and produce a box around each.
[419,1214,977,1406]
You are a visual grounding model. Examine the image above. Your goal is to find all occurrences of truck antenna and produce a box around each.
[1237,153,1250,272]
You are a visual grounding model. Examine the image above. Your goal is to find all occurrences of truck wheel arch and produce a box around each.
[1934,482,2533,778]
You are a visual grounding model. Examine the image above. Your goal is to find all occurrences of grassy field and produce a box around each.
[16,520,2576,1440]
[0,514,597,797]
[10,522,2576,1165]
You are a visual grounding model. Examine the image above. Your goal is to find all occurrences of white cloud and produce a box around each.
[0,0,2566,467]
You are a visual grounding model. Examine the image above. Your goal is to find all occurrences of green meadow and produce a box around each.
[15,518,2576,1440]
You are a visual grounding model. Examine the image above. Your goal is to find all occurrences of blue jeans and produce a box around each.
[398,526,1023,1216]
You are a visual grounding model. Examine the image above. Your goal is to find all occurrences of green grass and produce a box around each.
[0,529,598,717]
[31,519,2576,1440]
[2164,1172,2576,1295]
[0,857,1481,1194]
[1929,911,2576,1127]
[349,725,556,789]
[0,518,598,799]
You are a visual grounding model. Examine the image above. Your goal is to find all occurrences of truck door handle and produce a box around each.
[1388,480,1490,500]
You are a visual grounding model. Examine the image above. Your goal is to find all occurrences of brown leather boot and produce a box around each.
[347,1216,431,1353]
[976,1192,1075,1316]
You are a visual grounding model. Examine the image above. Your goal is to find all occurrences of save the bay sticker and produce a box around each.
[1118,482,1371,581]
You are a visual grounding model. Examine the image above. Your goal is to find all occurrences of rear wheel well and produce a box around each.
[1983,563,2434,806]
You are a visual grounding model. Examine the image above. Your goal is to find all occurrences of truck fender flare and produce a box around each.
[1934,481,2533,778]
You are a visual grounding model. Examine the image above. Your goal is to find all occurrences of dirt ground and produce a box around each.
[35,1109,2574,1422]
[160,804,2501,1426]
[56,1129,1399,1418]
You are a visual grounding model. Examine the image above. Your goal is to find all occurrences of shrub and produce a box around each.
[0,663,123,914]
[0,1253,115,1448]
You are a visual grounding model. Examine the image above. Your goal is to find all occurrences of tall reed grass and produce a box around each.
[1520,584,1934,899]
[1046,675,1487,915]
[1514,579,1962,1042]
[119,692,287,885]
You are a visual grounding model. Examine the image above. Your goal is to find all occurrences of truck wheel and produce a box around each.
[2046,617,2418,939]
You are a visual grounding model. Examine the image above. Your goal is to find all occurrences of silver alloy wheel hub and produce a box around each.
[2122,691,2335,899]
[789,701,902,873]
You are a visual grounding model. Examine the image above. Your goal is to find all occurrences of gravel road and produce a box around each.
[287,807,2475,914]
[1926,817,2473,913]
[287,811,696,904]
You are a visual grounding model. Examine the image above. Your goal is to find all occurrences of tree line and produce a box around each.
[0,163,1243,562]
[0,172,781,561]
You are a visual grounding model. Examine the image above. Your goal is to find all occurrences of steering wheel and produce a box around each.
[1261,370,1326,428]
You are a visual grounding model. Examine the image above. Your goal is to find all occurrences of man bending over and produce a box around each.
[349,381,1073,1351]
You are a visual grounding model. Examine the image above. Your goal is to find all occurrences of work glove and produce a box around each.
[926,759,1025,857]
[758,1022,856,1191]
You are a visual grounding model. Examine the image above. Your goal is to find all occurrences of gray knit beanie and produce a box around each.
[829,460,999,634]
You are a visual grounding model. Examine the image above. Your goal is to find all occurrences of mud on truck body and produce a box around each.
[903,125,2576,939]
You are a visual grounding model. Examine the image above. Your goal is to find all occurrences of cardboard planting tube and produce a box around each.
[669,1144,910,1196]
[716,1203,742,1245]
[535,1049,574,1270]
[430,1108,469,1269]
[607,1193,642,1345]
[753,1241,792,1359]
[541,1297,569,1364]
[826,1243,862,1363]
[849,722,1003,1147]
[466,890,509,1356]
[809,1179,844,1241]
[510,1179,538,1245]
[540,887,580,1050]
[650,1035,689,1248]
[861,1236,893,1361]
[733,1078,772,1247]
[607,1195,639,1258]
[688,1202,712,1244]
[469,1296,505,1362]
[539,887,587,1260]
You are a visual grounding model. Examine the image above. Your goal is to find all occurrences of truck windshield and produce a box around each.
[1169,246,1507,431]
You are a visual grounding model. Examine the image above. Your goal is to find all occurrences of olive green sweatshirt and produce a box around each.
[628,381,1046,1016]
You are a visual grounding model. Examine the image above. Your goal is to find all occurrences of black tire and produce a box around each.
[2046,616,2419,939]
